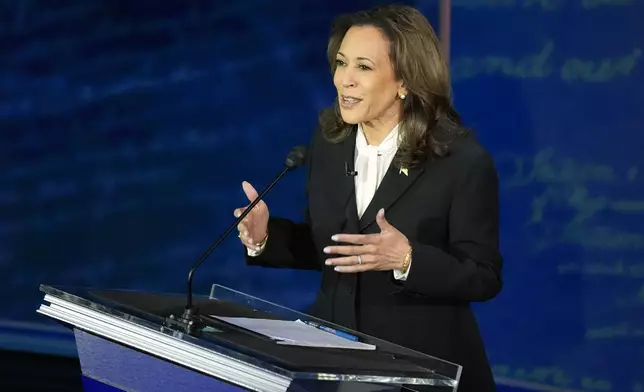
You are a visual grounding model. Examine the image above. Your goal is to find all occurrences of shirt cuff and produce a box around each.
[246,241,267,257]
[393,258,412,281]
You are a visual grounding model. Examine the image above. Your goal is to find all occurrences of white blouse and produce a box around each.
[354,124,409,280]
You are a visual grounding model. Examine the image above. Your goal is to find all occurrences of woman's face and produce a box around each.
[333,25,405,127]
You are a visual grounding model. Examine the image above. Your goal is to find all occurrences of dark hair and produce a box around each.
[319,4,468,168]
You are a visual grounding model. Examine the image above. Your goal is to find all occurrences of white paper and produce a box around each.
[210,316,376,350]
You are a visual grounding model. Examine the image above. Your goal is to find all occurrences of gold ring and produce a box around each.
[357,255,363,265]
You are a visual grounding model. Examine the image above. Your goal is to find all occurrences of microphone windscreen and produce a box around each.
[285,145,308,169]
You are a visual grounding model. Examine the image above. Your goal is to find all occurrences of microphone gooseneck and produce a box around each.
[165,145,308,334]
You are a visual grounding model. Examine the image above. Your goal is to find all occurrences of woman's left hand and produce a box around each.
[324,208,411,273]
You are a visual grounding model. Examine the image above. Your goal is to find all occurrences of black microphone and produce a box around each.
[345,161,358,177]
[166,145,308,334]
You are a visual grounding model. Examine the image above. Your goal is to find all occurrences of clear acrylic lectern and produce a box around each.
[37,283,461,391]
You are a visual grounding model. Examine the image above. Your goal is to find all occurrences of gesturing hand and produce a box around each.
[324,209,411,273]
[233,181,269,252]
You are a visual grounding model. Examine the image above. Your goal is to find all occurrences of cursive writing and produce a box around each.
[558,261,644,278]
[492,364,616,390]
[452,42,641,82]
[451,0,632,9]
[499,148,617,188]
[586,323,644,339]
[561,48,642,83]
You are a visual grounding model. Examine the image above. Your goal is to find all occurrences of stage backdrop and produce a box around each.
[1,1,642,391]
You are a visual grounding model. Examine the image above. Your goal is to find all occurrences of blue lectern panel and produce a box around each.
[82,376,125,392]
[74,329,246,392]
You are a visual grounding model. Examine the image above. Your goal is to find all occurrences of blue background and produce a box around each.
[1,1,643,391]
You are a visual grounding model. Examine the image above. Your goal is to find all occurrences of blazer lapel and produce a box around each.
[334,128,359,230]
[328,129,359,305]
[358,162,425,231]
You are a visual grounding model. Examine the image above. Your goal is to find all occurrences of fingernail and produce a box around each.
[334,266,341,272]
[243,231,248,237]
[323,247,330,254]
[331,235,338,241]
[325,259,331,265]
[248,237,253,243]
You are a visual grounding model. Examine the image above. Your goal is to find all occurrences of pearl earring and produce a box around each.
[399,93,406,100]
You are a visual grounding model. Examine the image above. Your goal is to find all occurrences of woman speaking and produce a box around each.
[234,5,503,391]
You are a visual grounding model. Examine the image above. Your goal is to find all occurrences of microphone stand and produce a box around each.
[165,163,297,335]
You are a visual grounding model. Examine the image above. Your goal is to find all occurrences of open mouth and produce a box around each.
[340,95,362,108]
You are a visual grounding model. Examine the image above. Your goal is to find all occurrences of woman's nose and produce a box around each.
[342,71,357,88]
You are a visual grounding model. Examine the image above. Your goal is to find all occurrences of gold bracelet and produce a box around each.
[400,247,412,274]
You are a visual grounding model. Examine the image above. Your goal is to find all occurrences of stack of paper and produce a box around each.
[210,316,376,350]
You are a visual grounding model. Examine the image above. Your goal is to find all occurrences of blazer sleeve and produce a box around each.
[244,131,321,271]
[400,149,503,302]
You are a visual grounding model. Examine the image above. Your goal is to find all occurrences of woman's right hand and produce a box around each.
[234,181,269,251]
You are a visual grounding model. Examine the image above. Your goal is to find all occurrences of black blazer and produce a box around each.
[247,120,503,392]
